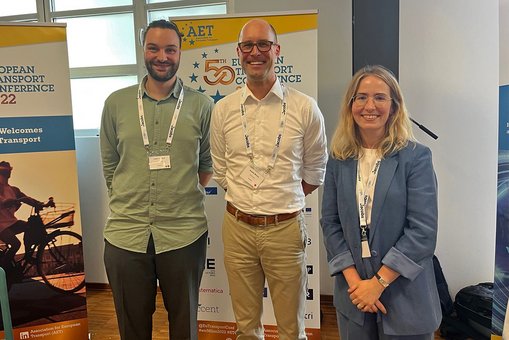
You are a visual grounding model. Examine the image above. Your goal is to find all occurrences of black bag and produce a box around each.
[433,255,491,340]
[454,282,493,338]
[433,255,454,316]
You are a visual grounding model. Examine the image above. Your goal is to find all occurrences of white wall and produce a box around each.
[502,0,509,86]
[76,135,109,284]
[399,0,499,297]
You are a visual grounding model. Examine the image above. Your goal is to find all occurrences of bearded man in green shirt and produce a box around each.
[100,19,213,340]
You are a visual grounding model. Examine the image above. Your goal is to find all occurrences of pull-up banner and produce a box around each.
[0,23,88,339]
[494,1,509,339]
[174,11,321,339]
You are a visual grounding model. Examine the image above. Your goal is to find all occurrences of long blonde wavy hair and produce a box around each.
[330,65,415,160]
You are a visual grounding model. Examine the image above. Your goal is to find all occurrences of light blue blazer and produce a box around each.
[320,142,442,336]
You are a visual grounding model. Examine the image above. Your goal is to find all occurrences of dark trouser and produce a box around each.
[104,232,207,340]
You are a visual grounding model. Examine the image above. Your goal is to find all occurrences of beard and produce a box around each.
[145,59,179,82]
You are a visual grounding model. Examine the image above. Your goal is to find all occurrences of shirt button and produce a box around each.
[154,141,158,145]
[155,121,159,124]
[371,250,378,257]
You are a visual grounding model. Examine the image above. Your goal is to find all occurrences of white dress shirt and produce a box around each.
[211,79,327,215]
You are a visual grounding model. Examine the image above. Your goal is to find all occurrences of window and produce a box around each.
[0,0,228,131]
[0,0,38,21]
[149,4,227,22]
[56,14,137,68]
[0,0,36,17]
[52,0,132,12]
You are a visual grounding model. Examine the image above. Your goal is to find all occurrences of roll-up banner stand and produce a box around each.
[173,11,321,339]
[0,22,88,339]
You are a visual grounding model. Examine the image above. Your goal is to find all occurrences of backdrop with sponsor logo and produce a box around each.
[494,82,509,340]
[174,11,322,339]
[494,1,509,338]
[0,23,88,339]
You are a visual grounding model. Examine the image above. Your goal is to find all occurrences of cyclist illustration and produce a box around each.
[0,161,84,293]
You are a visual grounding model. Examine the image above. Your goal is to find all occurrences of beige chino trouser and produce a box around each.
[222,211,308,340]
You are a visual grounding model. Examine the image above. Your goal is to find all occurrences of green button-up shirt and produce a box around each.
[100,77,213,254]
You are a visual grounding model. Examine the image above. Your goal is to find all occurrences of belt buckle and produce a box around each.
[253,215,268,227]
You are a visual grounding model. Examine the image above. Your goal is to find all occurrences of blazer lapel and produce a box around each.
[369,153,398,242]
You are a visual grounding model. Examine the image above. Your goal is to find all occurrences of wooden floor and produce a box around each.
[85,288,446,339]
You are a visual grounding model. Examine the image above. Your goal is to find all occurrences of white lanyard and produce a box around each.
[137,81,184,149]
[239,85,287,173]
[356,157,381,258]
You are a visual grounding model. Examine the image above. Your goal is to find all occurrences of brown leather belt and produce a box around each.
[226,201,301,227]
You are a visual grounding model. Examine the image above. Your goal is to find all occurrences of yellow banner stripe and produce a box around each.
[0,25,66,48]
[175,13,317,50]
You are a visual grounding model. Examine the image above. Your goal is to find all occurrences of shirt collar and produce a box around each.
[242,78,284,103]
[141,76,182,101]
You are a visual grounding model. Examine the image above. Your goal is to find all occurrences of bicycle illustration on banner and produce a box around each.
[0,196,85,294]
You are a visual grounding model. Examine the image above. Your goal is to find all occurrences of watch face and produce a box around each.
[376,273,389,287]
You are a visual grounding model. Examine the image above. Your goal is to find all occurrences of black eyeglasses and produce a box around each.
[238,40,277,53]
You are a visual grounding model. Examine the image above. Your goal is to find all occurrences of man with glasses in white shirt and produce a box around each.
[211,18,327,340]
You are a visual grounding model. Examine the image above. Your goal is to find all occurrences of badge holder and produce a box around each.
[148,149,171,170]
[240,163,265,189]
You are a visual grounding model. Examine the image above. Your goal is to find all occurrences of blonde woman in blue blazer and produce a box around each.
[321,65,441,339]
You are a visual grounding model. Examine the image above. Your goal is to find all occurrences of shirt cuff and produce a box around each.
[302,171,325,187]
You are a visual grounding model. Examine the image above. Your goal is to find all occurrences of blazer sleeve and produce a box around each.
[382,145,438,281]
[320,156,356,276]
